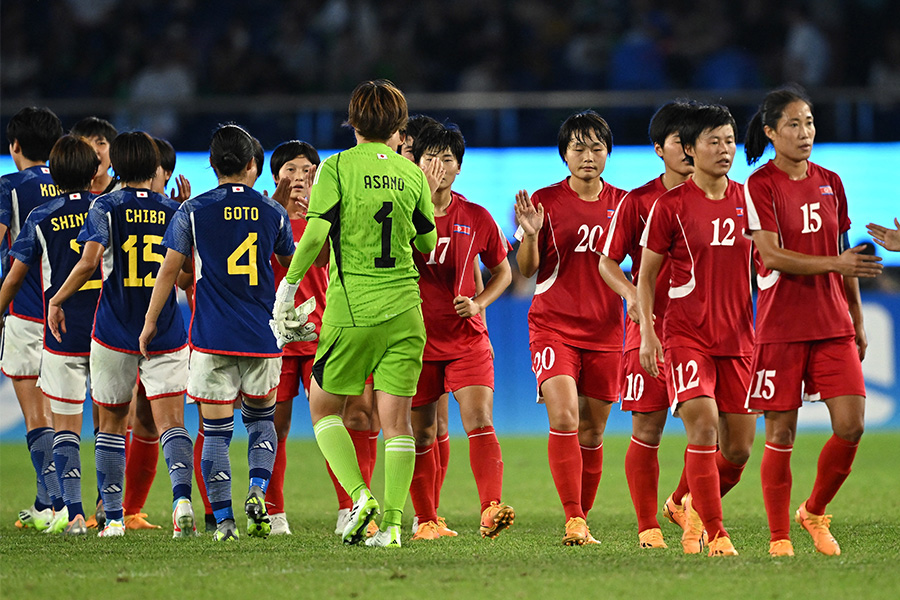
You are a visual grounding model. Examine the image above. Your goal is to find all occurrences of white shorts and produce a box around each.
[37,351,89,414]
[90,341,188,406]
[0,316,43,378]
[187,350,281,404]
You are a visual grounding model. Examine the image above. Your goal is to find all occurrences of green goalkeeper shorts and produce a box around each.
[312,305,426,397]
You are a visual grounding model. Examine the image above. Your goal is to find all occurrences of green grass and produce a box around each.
[2,432,899,599]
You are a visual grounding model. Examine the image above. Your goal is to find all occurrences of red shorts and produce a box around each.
[276,355,314,403]
[619,348,669,413]
[530,336,620,402]
[745,336,866,412]
[413,345,494,408]
[664,347,754,414]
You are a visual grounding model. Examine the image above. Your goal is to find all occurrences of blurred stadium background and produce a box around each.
[2,0,899,440]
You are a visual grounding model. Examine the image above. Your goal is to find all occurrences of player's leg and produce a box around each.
[761,409,798,555]
[333,380,376,535]
[192,403,215,531]
[714,356,756,498]
[409,396,439,539]
[122,383,161,530]
[268,355,304,536]
[434,392,450,515]
[627,410,668,548]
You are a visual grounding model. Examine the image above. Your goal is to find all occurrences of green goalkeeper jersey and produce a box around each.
[297,142,435,327]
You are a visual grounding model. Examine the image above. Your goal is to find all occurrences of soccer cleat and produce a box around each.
[680,494,708,554]
[245,486,271,538]
[707,534,738,557]
[562,517,589,546]
[172,498,197,538]
[638,528,668,549]
[64,514,88,536]
[662,493,687,531]
[365,524,402,548]
[480,502,514,539]
[584,527,602,545]
[124,512,161,530]
[795,502,840,556]
[15,505,53,530]
[436,515,458,537]
[213,519,239,542]
[270,513,292,536]
[94,500,106,530]
[205,514,217,533]
[43,506,70,534]
[411,520,441,540]
[769,539,795,557]
[342,489,379,546]
[98,519,125,538]
[366,520,379,538]
[335,508,351,535]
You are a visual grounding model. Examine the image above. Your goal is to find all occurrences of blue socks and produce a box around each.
[53,431,84,518]
[201,415,234,523]
[95,432,126,522]
[161,426,193,502]
[26,427,60,511]
[242,401,276,493]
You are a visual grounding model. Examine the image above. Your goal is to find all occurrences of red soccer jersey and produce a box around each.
[271,216,328,357]
[517,178,627,351]
[744,160,855,343]
[415,191,512,360]
[641,177,753,356]
[602,175,672,352]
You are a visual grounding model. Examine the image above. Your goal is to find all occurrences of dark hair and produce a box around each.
[347,79,408,142]
[209,124,258,177]
[270,140,320,177]
[49,135,100,193]
[648,101,698,148]
[679,104,737,166]
[403,114,440,140]
[251,136,265,176]
[109,131,160,183]
[153,137,176,177]
[557,110,613,161]
[6,107,63,162]
[69,116,118,144]
[745,84,814,165]
[411,122,466,166]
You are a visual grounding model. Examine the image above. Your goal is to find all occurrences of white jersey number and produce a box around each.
[750,369,777,400]
[574,224,603,253]
[425,236,451,265]
[674,360,700,393]
[623,372,645,402]
[532,347,556,378]
[800,203,822,233]
[710,218,736,246]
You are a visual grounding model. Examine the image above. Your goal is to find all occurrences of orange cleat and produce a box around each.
[662,493,688,531]
[638,528,668,549]
[411,520,441,540]
[680,494,708,554]
[769,539,795,557]
[436,516,458,537]
[562,517,589,546]
[795,502,840,556]
[479,502,514,539]
[707,534,738,556]
[123,513,162,530]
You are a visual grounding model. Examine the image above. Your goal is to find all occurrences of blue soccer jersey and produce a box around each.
[78,187,186,354]
[11,191,100,355]
[0,165,60,320]
[164,183,294,356]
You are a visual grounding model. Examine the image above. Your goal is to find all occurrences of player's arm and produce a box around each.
[412,178,437,254]
[47,241,104,343]
[598,254,640,324]
[637,247,664,377]
[514,190,544,278]
[455,257,511,319]
[140,248,187,358]
[842,274,868,361]
[752,230,882,277]
[0,259,30,335]
[867,218,900,252]
[284,217,329,285]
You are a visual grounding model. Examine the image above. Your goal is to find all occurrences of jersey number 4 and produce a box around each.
[227,233,258,286]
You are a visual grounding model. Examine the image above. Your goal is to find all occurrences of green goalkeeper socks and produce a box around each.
[381,435,416,528]
[313,415,367,501]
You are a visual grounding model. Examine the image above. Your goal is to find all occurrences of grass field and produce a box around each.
[1,432,899,599]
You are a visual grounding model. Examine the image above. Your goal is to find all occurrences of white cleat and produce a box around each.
[98,519,125,538]
[334,508,351,535]
[172,498,197,538]
[365,525,402,547]
[270,512,292,536]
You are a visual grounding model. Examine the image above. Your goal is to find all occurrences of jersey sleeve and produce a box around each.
[0,176,11,229]
[9,213,41,266]
[162,204,194,255]
[413,175,435,235]
[744,173,777,233]
[77,198,111,247]
[601,193,636,262]
[307,154,341,223]
[477,208,512,269]
[641,197,674,255]
[273,213,295,257]
[832,174,851,234]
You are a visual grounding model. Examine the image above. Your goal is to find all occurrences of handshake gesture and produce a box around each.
[270,279,318,348]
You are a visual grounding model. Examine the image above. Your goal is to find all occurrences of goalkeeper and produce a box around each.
[140,124,295,542]
[272,79,437,548]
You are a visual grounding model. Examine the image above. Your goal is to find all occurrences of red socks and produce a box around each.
[194,430,212,516]
[266,437,288,514]
[686,444,727,540]
[580,443,603,516]
[548,429,584,520]
[625,436,661,532]
[435,433,450,509]
[367,430,379,486]
[671,447,690,503]
[761,441,793,541]
[122,434,158,516]
[806,434,859,515]
[467,426,503,512]
[716,450,745,498]
[410,442,438,523]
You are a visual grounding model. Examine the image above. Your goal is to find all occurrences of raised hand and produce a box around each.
[514,189,544,236]
[867,218,900,252]
[169,174,191,203]
[423,158,446,195]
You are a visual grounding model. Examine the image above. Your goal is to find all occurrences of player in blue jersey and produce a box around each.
[0,135,100,534]
[140,124,295,542]
[1,107,64,531]
[47,132,194,538]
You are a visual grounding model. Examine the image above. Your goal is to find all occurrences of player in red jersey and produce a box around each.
[867,218,900,251]
[639,104,757,557]
[515,111,626,546]
[598,101,697,549]
[408,123,515,540]
[744,85,882,557]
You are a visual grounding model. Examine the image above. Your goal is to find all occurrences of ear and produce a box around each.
[245,158,256,173]
[683,144,695,158]
[9,140,21,155]
[654,143,664,159]
[763,125,776,143]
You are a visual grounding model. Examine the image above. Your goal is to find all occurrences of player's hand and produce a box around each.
[453,295,481,318]
[639,331,664,377]
[867,218,900,252]
[269,177,293,210]
[139,321,157,360]
[269,318,317,348]
[302,164,317,211]
[514,190,544,237]
[833,245,883,277]
[854,321,868,361]
[169,174,191,203]
[423,158,445,195]
[47,303,66,343]
[625,292,641,325]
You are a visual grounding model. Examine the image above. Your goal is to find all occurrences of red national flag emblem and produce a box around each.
[232,185,244,192]
[453,223,471,235]
[736,207,744,217]
[377,153,388,160]
[607,209,615,218]
[819,185,834,195]
[136,191,148,198]
[41,167,50,174]
[71,193,81,200]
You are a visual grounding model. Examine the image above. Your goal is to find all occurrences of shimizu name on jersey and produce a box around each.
[50,211,86,231]
[363,175,405,191]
